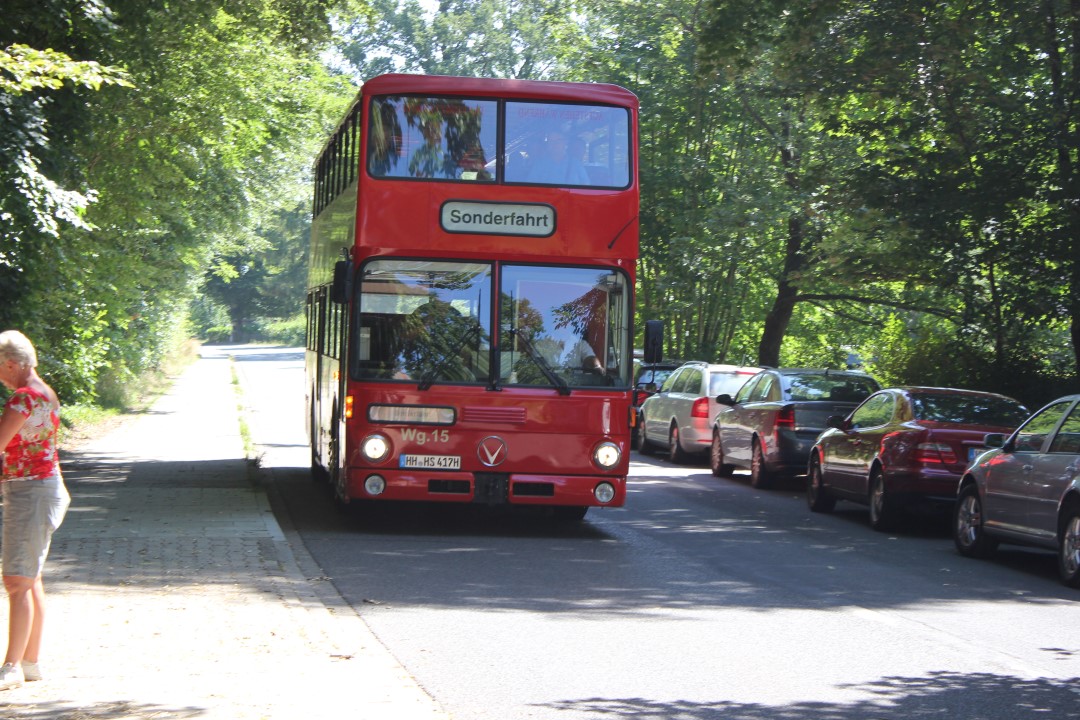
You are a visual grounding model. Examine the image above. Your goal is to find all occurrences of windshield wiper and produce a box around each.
[508,326,571,396]
[418,320,485,391]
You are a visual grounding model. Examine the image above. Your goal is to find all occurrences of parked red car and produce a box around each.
[807,387,1029,531]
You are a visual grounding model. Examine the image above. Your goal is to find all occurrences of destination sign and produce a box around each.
[440,201,556,237]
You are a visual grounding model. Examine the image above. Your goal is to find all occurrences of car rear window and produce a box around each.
[785,375,879,402]
[710,372,753,397]
[910,394,1028,426]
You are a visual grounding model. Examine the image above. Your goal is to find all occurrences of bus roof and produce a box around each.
[359,73,639,110]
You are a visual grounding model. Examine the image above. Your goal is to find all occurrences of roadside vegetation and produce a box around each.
[2,0,1078,420]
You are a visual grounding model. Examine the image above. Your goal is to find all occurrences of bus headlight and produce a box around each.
[594,482,616,504]
[364,474,386,496]
[361,434,391,463]
[593,441,621,469]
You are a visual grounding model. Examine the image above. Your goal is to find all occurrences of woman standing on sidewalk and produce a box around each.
[0,330,71,690]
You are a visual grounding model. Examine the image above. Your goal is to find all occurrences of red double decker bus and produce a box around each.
[306,73,638,520]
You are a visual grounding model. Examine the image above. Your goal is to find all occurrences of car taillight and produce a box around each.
[775,406,795,429]
[691,397,710,419]
[914,442,959,465]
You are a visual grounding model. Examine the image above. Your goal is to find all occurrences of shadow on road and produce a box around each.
[539,671,1080,719]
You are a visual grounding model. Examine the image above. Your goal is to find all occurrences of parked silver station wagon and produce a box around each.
[954,394,1080,587]
[638,361,759,463]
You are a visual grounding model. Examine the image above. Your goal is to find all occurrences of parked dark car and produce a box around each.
[630,361,681,447]
[954,394,1080,587]
[712,368,881,487]
[639,361,760,463]
[807,387,1029,530]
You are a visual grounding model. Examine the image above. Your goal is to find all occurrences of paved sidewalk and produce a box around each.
[1,351,449,719]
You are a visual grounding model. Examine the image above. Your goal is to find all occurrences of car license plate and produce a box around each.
[399,454,461,470]
[967,447,984,463]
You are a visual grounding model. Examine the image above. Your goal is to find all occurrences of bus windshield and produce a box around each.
[354,260,493,384]
[367,96,630,189]
[500,265,631,389]
[351,260,631,389]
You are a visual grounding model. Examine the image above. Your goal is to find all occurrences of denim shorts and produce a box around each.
[2,473,71,578]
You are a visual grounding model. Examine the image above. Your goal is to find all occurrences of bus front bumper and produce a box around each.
[347,468,627,507]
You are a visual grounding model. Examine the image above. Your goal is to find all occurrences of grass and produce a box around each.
[229,357,256,460]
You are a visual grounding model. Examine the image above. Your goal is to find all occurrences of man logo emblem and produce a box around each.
[478,436,507,467]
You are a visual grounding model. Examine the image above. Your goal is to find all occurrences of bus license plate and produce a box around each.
[399,454,461,470]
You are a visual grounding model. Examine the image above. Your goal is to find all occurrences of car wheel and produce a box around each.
[710,430,735,478]
[668,423,692,464]
[954,483,997,558]
[1057,502,1080,588]
[750,438,773,489]
[868,467,897,531]
[636,420,655,455]
[807,456,836,513]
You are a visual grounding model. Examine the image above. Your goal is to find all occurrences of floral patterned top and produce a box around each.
[2,387,60,481]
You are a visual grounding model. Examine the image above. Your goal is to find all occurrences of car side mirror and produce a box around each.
[716,393,736,406]
[827,415,848,430]
[644,382,657,393]
[983,432,1006,450]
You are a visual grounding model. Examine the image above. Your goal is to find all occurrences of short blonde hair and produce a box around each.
[0,330,38,368]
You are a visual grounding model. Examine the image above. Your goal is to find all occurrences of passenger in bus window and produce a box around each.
[527,130,590,186]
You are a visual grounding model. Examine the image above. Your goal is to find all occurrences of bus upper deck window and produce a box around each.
[504,102,631,189]
[368,96,497,182]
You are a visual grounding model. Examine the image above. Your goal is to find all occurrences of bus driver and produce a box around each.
[527,129,590,185]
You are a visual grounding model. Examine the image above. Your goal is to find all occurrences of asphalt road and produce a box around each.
[232,345,1080,720]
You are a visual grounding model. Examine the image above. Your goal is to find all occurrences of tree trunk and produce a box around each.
[757,114,806,367]
[758,280,798,367]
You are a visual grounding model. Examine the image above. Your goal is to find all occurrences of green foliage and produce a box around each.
[3,0,1077,406]
[690,0,1079,391]
[0,43,132,95]
[1,0,357,402]
[256,314,307,346]
[335,0,583,79]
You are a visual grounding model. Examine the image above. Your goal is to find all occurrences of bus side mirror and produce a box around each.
[643,319,663,364]
[331,259,353,304]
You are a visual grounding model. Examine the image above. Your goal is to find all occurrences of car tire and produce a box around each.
[868,467,897,531]
[954,483,997,559]
[1057,502,1080,588]
[807,456,836,513]
[636,420,655,455]
[710,430,735,478]
[668,423,692,464]
[749,438,773,489]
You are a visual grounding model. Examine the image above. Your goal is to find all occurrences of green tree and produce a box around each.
[336,0,580,79]
[2,0,355,402]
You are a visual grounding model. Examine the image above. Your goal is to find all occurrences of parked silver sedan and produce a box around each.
[954,394,1080,587]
